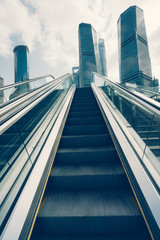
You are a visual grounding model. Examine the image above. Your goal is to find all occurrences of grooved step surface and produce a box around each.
[70,106,99,112]
[35,190,146,234]
[51,164,124,177]
[66,116,104,126]
[59,134,112,148]
[32,233,150,240]
[63,124,107,135]
[55,146,118,164]
[48,164,127,190]
[40,190,140,217]
[71,102,96,106]
[68,110,100,118]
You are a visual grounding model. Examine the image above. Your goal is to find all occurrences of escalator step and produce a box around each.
[35,190,144,234]
[48,163,127,190]
[72,100,97,105]
[68,111,100,118]
[55,146,118,165]
[71,101,97,107]
[66,116,104,126]
[69,106,99,112]
[59,134,112,148]
[63,124,107,135]
[32,233,150,240]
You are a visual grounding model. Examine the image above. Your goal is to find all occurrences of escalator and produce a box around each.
[31,87,151,239]
[0,74,74,238]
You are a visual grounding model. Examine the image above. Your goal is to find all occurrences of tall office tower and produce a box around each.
[13,45,29,83]
[118,6,152,87]
[98,38,107,77]
[79,23,100,87]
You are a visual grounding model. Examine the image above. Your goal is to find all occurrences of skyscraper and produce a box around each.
[78,23,100,88]
[10,46,30,100]
[13,45,29,83]
[118,6,152,87]
[98,38,107,77]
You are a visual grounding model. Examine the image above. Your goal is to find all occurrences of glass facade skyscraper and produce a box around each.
[118,6,152,87]
[78,23,100,88]
[10,45,30,100]
[98,38,107,77]
[13,45,29,83]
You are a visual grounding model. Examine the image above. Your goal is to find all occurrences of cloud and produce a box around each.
[0,0,160,84]
[0,0,42,55]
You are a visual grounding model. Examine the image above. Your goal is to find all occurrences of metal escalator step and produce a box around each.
[32,233,150,240]
[66,116,104,126]
[63,124,107,135]
[68,111,100,118]
[72,100,96,105]
[48,163,127,190]
[71,101,97,107]
[59,134,113,148]
[71,99,96,104]
[35,190,145,234]
[69,106,99,112]
[73,95,94,99]
[73,94,94,98]
[55,146,119,165]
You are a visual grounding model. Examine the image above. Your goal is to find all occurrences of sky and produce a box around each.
[0,0,160,86]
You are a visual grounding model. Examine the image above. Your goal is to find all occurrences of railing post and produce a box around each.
[111,89,114,104]
[118,96,123,114]
[131,105,137,130]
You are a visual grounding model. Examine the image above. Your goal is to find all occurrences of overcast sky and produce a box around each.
[0,0,160,85]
